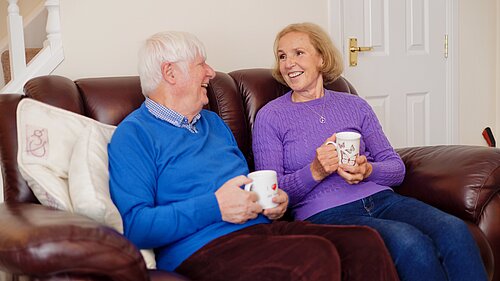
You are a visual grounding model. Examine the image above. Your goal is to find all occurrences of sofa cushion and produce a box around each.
[68,123,156,269]
[16,98,156,269]
[16,99,94,211]
[68,123,120,229]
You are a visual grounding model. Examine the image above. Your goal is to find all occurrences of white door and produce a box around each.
[329,0,456,148]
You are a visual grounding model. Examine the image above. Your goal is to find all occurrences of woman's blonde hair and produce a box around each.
[272,22,344,85]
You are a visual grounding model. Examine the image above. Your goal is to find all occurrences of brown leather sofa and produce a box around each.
[0,68,499,281]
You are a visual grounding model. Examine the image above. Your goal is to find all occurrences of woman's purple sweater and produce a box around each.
[252,89,406,220]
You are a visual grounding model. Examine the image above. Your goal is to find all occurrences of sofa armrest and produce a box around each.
[395,145,500,223]
[0,202,149,281]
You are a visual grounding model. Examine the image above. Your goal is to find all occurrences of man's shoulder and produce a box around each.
[111,104,154,142]
[115,105,145,129]
[200,109,218,118]
[200,109,225,125]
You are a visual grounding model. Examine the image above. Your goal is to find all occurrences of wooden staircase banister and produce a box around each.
[1,48,42,84]
[1,0,63,94]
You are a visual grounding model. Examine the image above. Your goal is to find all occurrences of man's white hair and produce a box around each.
[138,31,207,96]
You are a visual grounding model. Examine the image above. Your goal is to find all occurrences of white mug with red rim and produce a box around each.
[244,170,279,209]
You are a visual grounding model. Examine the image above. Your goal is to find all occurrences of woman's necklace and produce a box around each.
[299,93,327,124]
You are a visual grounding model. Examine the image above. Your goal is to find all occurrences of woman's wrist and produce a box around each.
[310,159,327,182]
[364,162,373,179]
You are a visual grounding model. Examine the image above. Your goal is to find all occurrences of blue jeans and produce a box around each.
[307,190,487,281]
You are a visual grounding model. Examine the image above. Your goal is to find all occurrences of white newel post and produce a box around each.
[1,0,64,94]
[6,0,26,81]
[44,0,61,49]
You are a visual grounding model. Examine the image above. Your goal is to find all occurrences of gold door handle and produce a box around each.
[350,46,373,52]
[349,38,373,67]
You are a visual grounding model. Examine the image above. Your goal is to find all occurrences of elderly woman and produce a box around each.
[252,22,487,281]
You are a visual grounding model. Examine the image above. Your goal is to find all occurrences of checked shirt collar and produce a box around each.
[145,97,201,133]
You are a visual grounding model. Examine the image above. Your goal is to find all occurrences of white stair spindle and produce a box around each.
[44,0,61,49]
[1,0,64,94]
[7,0,27,80]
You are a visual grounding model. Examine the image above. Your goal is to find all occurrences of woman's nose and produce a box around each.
[285,57,296,68]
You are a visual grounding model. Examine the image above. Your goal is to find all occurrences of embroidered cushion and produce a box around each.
[17,98,156,269]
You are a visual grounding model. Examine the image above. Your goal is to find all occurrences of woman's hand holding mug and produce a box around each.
[312,132,372,184]
[324,131,373,184]
[337,155,373,184]
[311,134,339,181]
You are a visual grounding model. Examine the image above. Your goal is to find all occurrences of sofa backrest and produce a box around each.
[1,68,356,203]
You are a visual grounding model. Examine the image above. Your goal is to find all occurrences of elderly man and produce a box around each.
[108,31,399,281]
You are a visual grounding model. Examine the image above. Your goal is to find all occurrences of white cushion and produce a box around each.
[17,98,156,269]
[68,124,121,230]
[17,99,98,211]
[68,124,156,269]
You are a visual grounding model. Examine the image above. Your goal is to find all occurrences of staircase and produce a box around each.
[0,0,62,204]
[1,0,63,94]
[1,47,42,84]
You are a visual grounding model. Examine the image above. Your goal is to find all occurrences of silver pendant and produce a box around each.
[319,116,326,124]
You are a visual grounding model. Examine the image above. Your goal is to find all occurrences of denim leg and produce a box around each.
[308,198,446,281]
[307,190,487,281]
[373,191,488,281]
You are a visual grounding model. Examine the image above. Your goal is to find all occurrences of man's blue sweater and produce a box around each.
[108,103,269,271]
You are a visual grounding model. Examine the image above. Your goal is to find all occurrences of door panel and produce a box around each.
[331,0,449,148]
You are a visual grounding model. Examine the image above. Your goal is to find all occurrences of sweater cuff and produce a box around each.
[197,192,223,223]
[297,163,320,189]
[365,161,381,182]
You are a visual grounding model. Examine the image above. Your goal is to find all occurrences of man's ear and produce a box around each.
[161,62,176,84]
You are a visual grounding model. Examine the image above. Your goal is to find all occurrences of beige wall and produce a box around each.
[53,0,328,78]
[459,0,498,145]
[50,0,498,145]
